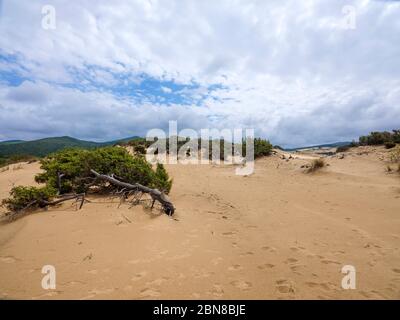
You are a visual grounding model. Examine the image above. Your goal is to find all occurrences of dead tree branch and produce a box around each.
[90,169,175,215]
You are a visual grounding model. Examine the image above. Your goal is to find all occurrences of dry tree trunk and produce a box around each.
[4,193,85,222]
[40,193,85,209]
[90,169,175,215]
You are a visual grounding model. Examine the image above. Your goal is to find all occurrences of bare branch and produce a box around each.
[90,169,175,215]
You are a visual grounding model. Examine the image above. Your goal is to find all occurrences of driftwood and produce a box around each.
[90,169,175,215]
[2,169,174,221]
[3,193,85,221]
[40,193,85,209]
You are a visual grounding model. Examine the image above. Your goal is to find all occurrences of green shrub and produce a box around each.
[0,157,6,168]
[2,186,57,212]
[349,140,359,147]
[0,154,37,168]
[393,130,400,144]
[390,146,400,163]
[128,138,153,155]
[134,144,147,155]
[359,129,399,146]
[242,138,273,158]
[35,147,172,194]
[153,163,173,193]
[385,141,396,149]
[2,147,173,214]
[254,138,273,157]
[307,158,325,173]
[336,145,351,153]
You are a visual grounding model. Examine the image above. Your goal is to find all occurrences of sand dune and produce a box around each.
[0,146,399,299]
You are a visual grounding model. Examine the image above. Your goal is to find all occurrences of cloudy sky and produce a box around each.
[0,0,399,147]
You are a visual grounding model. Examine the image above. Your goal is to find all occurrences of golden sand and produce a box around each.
[0,146,399,299]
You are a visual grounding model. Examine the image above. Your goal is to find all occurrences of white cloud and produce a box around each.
[161,86,172,94]
[0,0,399,146]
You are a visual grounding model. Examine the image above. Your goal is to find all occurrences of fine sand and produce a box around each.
[0,146,399,299]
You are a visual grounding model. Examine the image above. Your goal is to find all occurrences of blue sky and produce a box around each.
[0,0,399,147]
[0,51,224,106]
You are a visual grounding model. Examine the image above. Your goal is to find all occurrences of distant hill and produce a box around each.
[0,136,140,157]
[284,141,351,151]
[0,140,25,146]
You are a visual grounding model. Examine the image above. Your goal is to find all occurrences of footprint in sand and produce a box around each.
[364,242,381,249]
[258,263,275,270]
[209,284,225,297]
[261,246,277,253]
[240,251,254,257]
[320,259,341,265]
[168,253,191,260]
[275,279,296,294]
[123,285,133,292]
[289,264,305,272]
[230,280,252,291]
[211,257,223,265]
[33,291,62,299]
[305,281,336,291]
[228,264,243,271]
[139,288,161,298]
[0,256,17,263]
[246,225,258,229]
[359,290,386,299]
[82,253,93,262]
[333,250,346,255]
[146,277,170,286]
[385,283,398,294]
[131,271,147,281]
[222,231,236,237]
[194,270,215,279]
[305,281,320,288]
[87,269,98,275]
[285,258,298,264]
[368,260,377,267]
[82,288,115,299]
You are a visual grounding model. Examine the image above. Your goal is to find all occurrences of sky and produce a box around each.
[0,0,399,148]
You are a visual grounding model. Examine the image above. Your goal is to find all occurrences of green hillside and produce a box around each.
[0,140,25,146]
[0,136,140,157]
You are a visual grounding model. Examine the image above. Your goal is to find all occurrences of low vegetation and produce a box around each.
[358,129,400,146]
[388,146,400,177]
[125,137,273,160]
[336,145,351,153]
[2,147,173,217]
[385,141,396,149]
[390,146,400,163]
[2,186,57,212]
[252,138,273,158]
[0,154,38,168]
[307,158,326,173]
[0,136,141,158]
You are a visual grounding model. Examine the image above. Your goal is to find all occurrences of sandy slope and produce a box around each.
[0,147,399,299]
